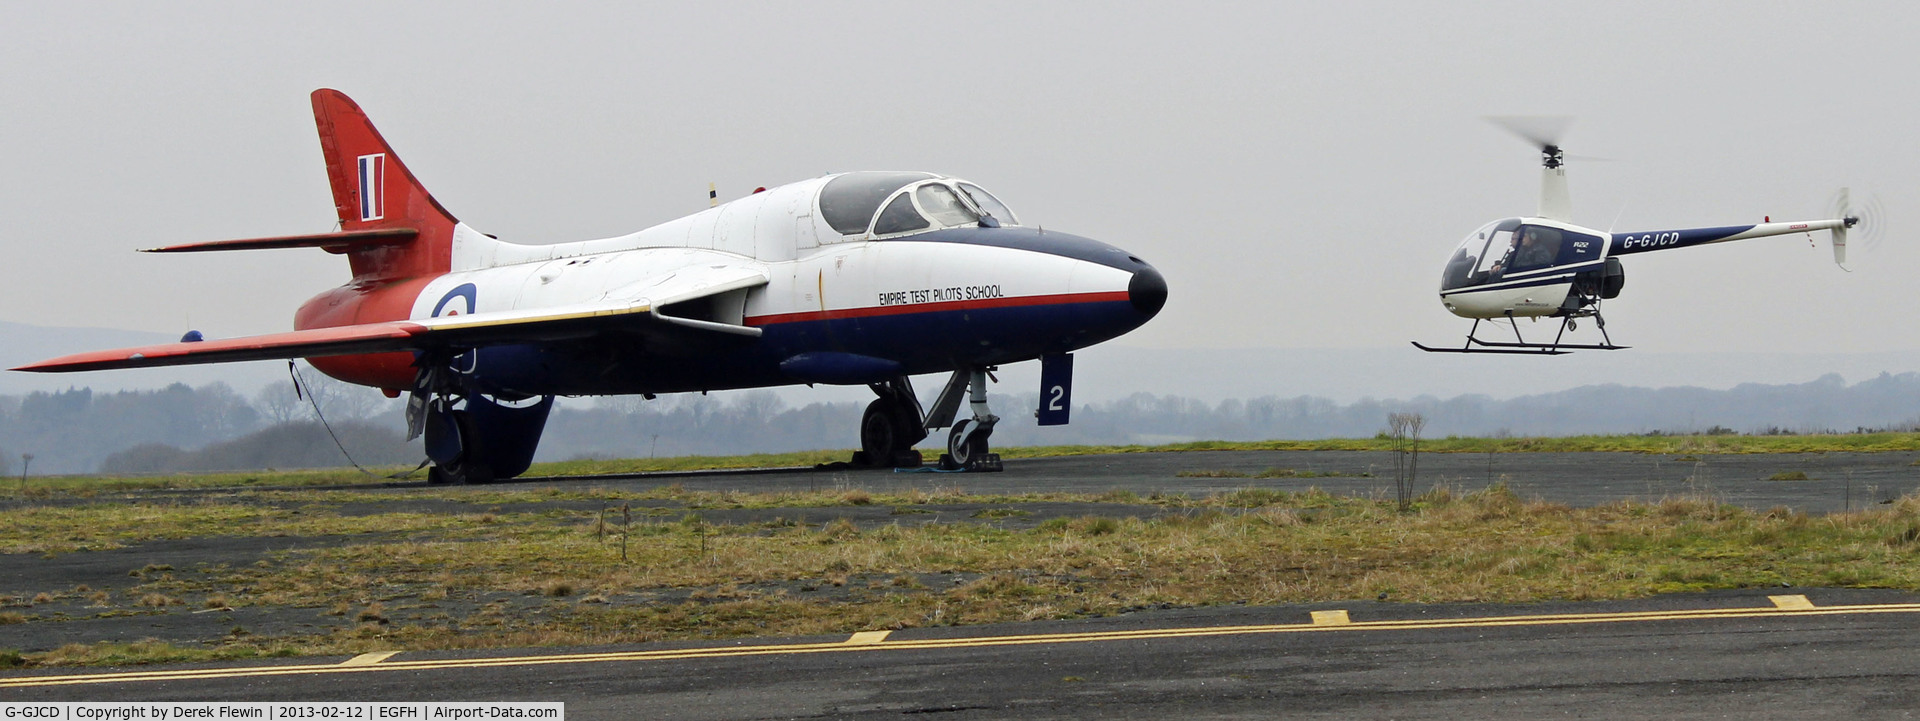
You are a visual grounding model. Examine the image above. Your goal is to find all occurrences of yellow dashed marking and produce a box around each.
[340,652,398,667]
[6,598,1911,689]
[1310,610,1352,625]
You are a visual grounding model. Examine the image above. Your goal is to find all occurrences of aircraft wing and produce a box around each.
[13,264,769,373]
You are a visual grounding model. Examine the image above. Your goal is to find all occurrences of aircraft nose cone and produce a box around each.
[1129,265,1167,319]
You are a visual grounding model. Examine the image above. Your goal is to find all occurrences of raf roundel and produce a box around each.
[432,283,477,317]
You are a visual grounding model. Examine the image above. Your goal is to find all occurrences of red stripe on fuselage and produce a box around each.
[744,291,1129,327]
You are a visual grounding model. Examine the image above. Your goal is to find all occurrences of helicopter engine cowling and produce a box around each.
[1570,257,1624,303]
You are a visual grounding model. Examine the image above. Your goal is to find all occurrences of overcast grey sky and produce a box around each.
[4,1,1918,401]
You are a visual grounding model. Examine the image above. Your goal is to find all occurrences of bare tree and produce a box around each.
[1387,412,1425,511]
[254,381,304,425]
[734,390,787,421]
[288,363,391,421]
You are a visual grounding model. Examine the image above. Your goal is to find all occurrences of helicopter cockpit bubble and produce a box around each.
[1441,219,1606,292]
[1440,218,1522,291]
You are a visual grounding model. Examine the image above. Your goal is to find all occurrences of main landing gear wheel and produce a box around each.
[428,458,495,485]
[423,407,495,485]
[857,399,923,468]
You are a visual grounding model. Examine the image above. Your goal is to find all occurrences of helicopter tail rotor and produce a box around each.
[1827,187,1886,270]
[1832,187,1850,267]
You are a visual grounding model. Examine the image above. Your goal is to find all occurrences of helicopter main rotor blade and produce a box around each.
[1487,115,1573,151]
[1487,116,1576,222]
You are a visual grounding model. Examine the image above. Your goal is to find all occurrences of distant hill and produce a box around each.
[100,421,417,474]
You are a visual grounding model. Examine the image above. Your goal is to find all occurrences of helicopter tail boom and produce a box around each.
[1610,218,1850,258]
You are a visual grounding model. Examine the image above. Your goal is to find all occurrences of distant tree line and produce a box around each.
[538,372,1920,460]
[0,371,407,475]
[6,370,1920,475]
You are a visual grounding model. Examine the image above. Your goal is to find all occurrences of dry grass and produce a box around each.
[212,485,1920,619]
[14,431,1920,501]
[355,603,388,624]
[0,501,473,556]
[22,483,1920,668]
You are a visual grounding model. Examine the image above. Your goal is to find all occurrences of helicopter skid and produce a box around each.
[1468,337,1627,351]
[1412,314,1626,355]
[1411,341,1569,355]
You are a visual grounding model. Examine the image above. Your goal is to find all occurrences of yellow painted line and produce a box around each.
[1310,610,1351,626]
[7,600,1918,689]
[339,651,398,667]
[1770,594,1815,610]
[846,631,892,645]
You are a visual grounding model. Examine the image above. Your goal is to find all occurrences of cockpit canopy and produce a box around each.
[819,171,1019,238]
[1439,218,1604,291]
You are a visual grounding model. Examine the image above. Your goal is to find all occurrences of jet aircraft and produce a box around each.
[15,89,1168,483]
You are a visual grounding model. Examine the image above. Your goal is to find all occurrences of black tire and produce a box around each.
[429,458,494,485]
[860,399,901,467]
[947,420,986,467]
[428,411,493,484]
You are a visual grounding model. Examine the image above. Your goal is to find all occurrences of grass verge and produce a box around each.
[8,432,1920,499]
[10,483,1920,667]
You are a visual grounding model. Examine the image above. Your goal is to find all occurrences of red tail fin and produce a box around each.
[311,88,457,281]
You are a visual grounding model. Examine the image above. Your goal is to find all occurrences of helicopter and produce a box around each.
[1414,119,1864,355]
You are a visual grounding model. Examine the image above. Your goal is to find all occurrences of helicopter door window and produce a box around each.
[1506,226,1564,273]
[871,192,930,235]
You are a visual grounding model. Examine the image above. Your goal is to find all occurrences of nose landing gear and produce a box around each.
[922,366,1002,472]
[940,367,1002,471]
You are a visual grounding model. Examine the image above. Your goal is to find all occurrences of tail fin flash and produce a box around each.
[311,89,457,280]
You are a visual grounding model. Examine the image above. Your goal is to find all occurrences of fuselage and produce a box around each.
[299,173,1165,395]
[1437,217,1602,319]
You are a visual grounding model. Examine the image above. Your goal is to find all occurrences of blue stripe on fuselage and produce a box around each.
[1439,273,1577,298]
[461,298,1144,397]
[892,226,1156,273]
[1611,225,1754,255]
